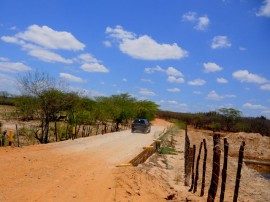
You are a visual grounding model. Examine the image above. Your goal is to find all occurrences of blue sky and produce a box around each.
[0,0,270,118]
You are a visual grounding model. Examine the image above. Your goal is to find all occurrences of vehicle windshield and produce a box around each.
[134,119,146,124]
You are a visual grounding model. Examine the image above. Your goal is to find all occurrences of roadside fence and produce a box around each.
[184,125,245,202]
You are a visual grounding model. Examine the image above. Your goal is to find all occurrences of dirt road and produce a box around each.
[0,123,169,202]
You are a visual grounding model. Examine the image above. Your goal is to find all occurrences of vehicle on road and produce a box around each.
[131,118,151,133]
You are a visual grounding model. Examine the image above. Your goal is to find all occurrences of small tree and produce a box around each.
[218,108,241,132]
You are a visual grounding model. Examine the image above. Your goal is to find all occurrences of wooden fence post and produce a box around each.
[189,145,196,192]
[207,134,221,202]
[193,141,203,193]
[200,139,207,196]
[184,122,191,186]
[16,124,20,147]
[233,141,245,202]
[220,138,229,202]
[9,130,13,146]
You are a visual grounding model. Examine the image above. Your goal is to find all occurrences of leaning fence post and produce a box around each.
[233,141,245,202]
[193,141,203,193]
[189,145,196,192]
[200,139,207,196]
[184,122,191,186]
[207,134,221,202]
[16,124,20,147]
[220,138,229,202]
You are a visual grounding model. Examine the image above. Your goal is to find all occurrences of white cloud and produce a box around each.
[1,36,22,44]
[168,100,178,105]
[103,40,112,47]
[211,36,231,49]
[106,25,188,60]
[1,25,86,64]
[203,62,223,73]
[188,79,206,86]
[239,47,246,51]
[256,0,270,17]
[232,70,268,84]
[182,12,210,30]
[260,83,270,90]
[167,88,180,92]
[207,90,236,100]
[243,103,267,110]
[81,63,109,73]
[217,77,228,84]
[106,25,135,40]
[166,67,183,77]
[182,12,197,21]
[139,88,156,96]
[15,24,85,50]
[122,78,128,82]
[60,73,85,83]
[144,65,164,74]
[0,73,19,94]
[195,16,210,30]
[0,57,9,62]
[28,49,73,64]
[0,62,32,73]
[77,53,98,63]
[167,76,184,83]
[159,100,188,112]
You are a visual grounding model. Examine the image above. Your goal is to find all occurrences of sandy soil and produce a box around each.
[0,119,269,202]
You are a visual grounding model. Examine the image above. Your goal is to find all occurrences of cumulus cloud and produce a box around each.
[14,24,85,50]
[139,88,156,96]
[81,63,109,73]
[182,12,197,21]
[77,53,99,63]
[203,62,223,73]
[106,25,188,60]
[167,88,180,92]
[76,53,109,73]
[182,12,210,31]
[167,76,184,83]
[256,0,270,17]
[1,25,86,64]
[242,103,267,110]
[60,73,86,83]
[0,61,32,73]
[188,79,206,86]
[207,90,236,100]
[232,70,268,84]
[166,67,183,77]
[144,65,164,74]
[28,49,73,64]
[195,16,210,30]
[217,77,228,84]
[145,66,184,84]
[211,36,231,49]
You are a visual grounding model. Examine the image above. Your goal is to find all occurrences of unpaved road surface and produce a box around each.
[0,122,170,202]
